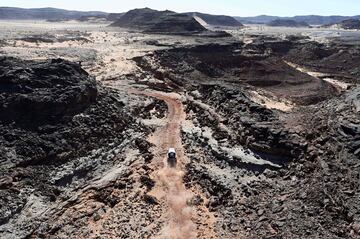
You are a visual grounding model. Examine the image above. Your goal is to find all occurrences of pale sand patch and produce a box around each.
[322,78,351,90]
[249,90,294,112]
[285,61,351,91]
[194,16,209,27]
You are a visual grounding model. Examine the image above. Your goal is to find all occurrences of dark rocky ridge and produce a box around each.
[284,40,360,84]
[0,57,97,127]
[186,84,307,162]
[134,39,339,105]
[110,8,231,37]
[144,13,206,34]
[179,58,360,239]
[186,12,243,27]
[184,104,360,237]
[110,8,175,30]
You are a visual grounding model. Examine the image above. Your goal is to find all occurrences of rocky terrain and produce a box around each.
[133,32,360,238]
[181,84,359,238]
[0,56,160,237]
[134,38,341,105]
[0,12,359,239]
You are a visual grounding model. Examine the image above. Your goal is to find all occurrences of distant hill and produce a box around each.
[186,12,243,27]
[339,19,360,29]
[325,19,360,30]
[235,15,360,25]
[0,7,106,20]
[267,19,310,27]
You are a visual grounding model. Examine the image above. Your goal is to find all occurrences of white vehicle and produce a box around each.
[167,148,177,168]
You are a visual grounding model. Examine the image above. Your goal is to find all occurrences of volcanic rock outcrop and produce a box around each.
[0,57,152,237]
[180,60,360,239]
[284,40,360,84]
[0,57,97,126]
[134,40,338,105]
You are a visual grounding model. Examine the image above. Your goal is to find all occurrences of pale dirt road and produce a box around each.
[129,89,217,239]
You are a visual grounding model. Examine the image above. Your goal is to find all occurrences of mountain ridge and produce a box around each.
[0,7,107,20]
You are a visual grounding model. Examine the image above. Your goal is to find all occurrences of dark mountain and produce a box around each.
[186,12,243,27]
[111,8,212,35]
[267,19,310,27]
[144,13,206,33]
[0,7,106,20]
[111,8,232,37]
[110,8,175,29]
[235,15,360,25]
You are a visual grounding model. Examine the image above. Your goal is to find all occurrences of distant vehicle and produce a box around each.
[167,148,177,168]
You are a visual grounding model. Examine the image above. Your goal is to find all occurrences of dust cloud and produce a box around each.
[157,166,196,239]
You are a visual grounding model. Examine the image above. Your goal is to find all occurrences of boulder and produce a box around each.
[0,57,97,126]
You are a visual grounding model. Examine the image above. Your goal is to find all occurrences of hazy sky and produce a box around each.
[1,0,359,17]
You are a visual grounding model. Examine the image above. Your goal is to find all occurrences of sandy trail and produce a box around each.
[129,89,196,239]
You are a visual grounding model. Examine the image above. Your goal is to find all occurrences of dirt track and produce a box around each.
[130,89,217,239]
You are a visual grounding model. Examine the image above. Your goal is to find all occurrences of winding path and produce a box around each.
[129,89,216,239]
